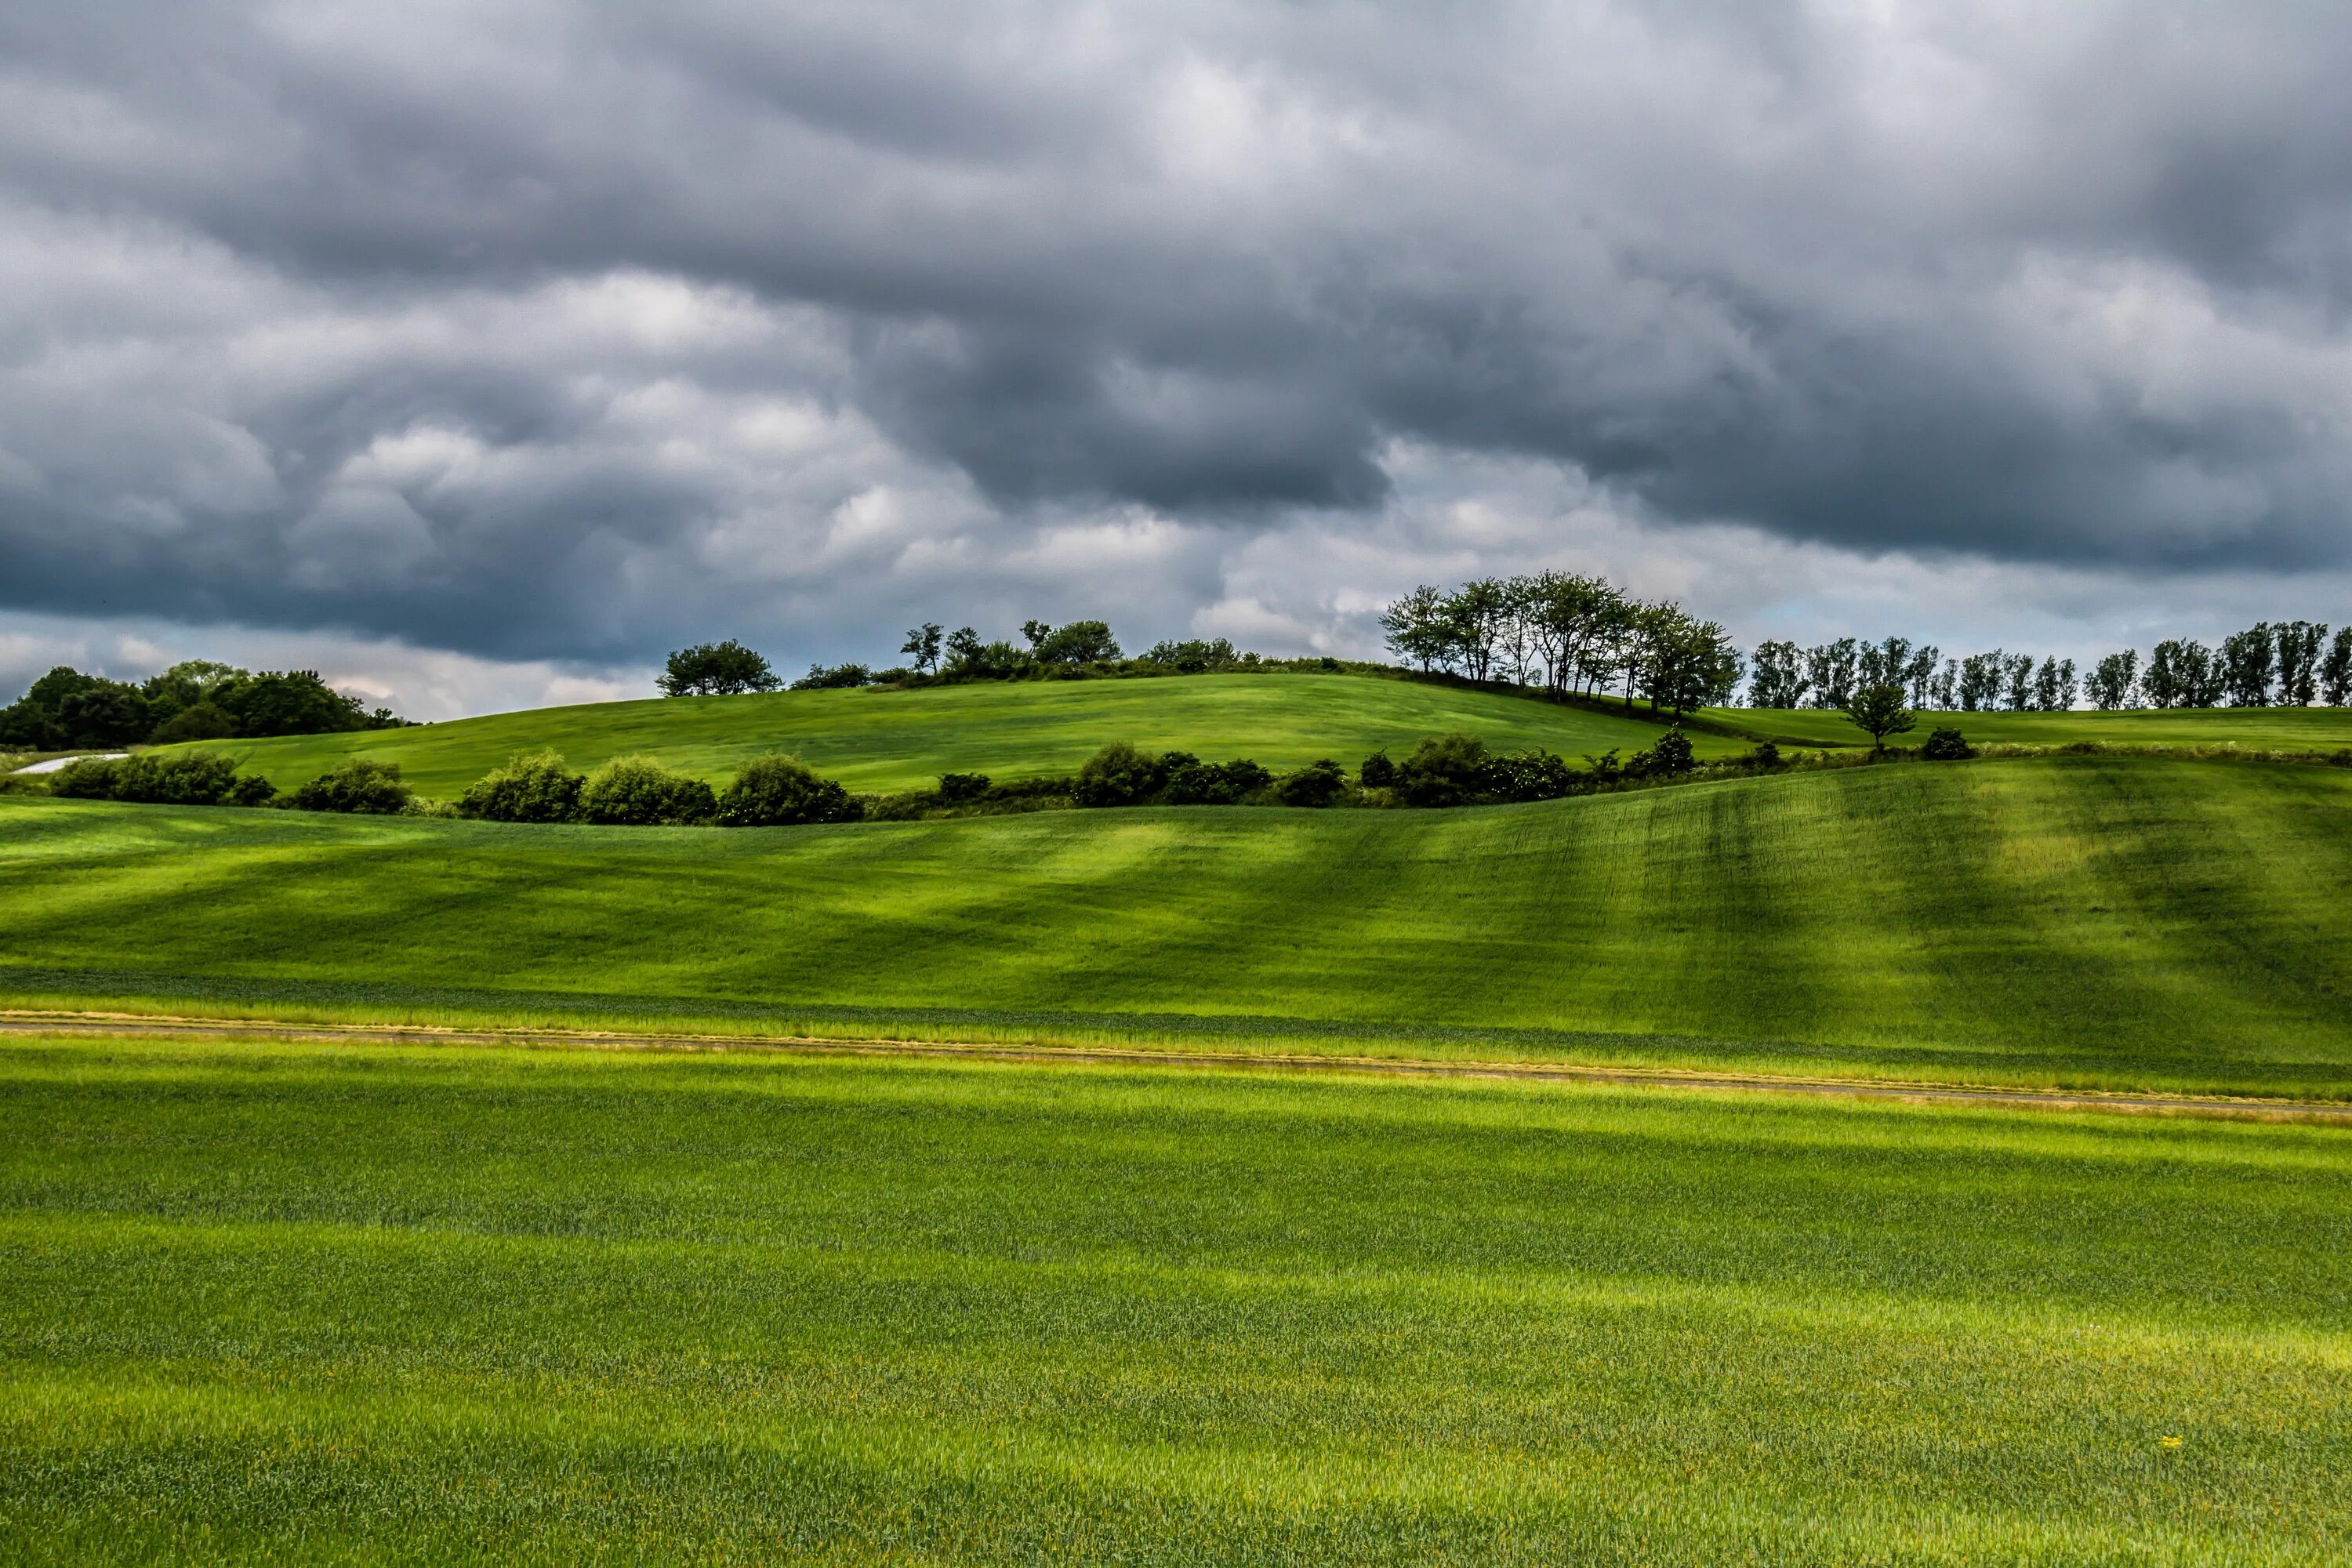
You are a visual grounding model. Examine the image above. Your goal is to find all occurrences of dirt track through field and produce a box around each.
[5,1009,2350,1124]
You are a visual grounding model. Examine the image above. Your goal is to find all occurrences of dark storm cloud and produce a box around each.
[2,0,2351,665]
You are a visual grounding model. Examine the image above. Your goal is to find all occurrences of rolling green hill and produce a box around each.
[1705,702,2352,751]
[6,1032,2344,1564]
[6,754,2350,1096]
[165,673,1740,798]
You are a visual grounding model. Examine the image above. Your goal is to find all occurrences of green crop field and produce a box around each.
[6,753,2351,1097]
[162,673,1739,798]
[2,1033,2346,1565]
[1710,702,2352,752]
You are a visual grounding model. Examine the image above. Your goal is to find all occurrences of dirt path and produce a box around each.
[4,1008,2349,1124]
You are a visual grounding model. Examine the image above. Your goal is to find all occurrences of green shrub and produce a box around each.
[1073,742,1164,808]
[1637,728,1693,780]
[227,774,278,808]
[107,751,241,805]
[1922,727,1975,760]
[1273,759,1348,807]
[1359,749,1397,789]
[1483,750,1575,802]
[717,754,862,826]
[1164,758,1272,806]
[49,757,124,799]
[938,771,991,803]
[459,750,586,823]
[288,758,412,815]
[579,755,717,826]
[1395,732,1490,808]
[1746,741,1783,769]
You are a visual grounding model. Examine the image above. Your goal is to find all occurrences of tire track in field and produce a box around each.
[5,1009,2350,1124]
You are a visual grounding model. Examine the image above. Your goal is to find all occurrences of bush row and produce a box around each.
[37,724,2000,824]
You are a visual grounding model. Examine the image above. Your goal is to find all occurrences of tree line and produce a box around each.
[1378,575,1741,717]
[0,661,409,750]
[1747,623,2352,712]
[655,626,1344,699]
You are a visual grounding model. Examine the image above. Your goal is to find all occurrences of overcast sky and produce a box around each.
[4,1,2350,716]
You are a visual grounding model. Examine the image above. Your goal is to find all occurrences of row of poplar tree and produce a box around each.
[1753,622,2352,712]
[1385,578,2351,713]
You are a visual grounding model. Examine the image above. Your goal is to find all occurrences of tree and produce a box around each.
[2323,628,2352,707]
[2275,622,2327,706]
[1920,727,1974,760]
[2001,652,2035,712]
[1903,645,1942,707]
[1639,608,1740,717]
[899,622,944,675]
[1958,652,2004,712]
[1842,681,1917,755]
[659,640,780,697]
[2086,651,2140,710]
[1747,641,1806,708]
[1031,619,1121,663]
[2031,656,2077,712]
[2220,624,2276,706]
[1803,639,1860,710]
[1442,579,1512,681]
[1379,586,1451,673]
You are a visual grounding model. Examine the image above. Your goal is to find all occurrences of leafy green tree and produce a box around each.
[2322,629,2352,707]
[2086,651,2140,710]
[579,755,717,826]
[658,641,780,696]
[2220,624,2276,706]
[1379,585,1452,673]
[459,751,586,822]
[1142,637,1238,672]
[1747,641,1806,708]
[1804,639,1860,710]
[55,684,153,746]
[1842,681,1917,754]
[716,755,862,826]
[149,701,236,742]
[2275,622,2327,706]
[792,662,870,689]
[1358,749,1397,789]
[1031,620,1121,664]
[288,758,412,815]
[899,622,944,675]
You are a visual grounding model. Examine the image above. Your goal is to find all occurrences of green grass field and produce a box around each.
[2,1033,2345,1564]
[169,673,1737,797]
[6,754,2351,1097]
[1709,702,2352,752]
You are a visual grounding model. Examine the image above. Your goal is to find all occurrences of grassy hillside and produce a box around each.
[170,673,1740,797]
[3,1033,2346,1564]
[5,755,2350,1096]
[1708,702,2352,751]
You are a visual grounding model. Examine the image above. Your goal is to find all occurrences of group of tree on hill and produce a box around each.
[658,625,1345,699]
[0,661,408,750]
[1746,623,2352,712]
[1378,575,1742,718]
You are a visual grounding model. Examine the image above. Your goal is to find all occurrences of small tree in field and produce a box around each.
[659,641,780,696]
[1842,681,1917,755]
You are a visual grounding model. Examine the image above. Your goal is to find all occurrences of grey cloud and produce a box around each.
[2,0,2351,672]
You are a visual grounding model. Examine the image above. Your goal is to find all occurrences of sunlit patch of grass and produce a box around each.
[2,1034,2347,1563]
